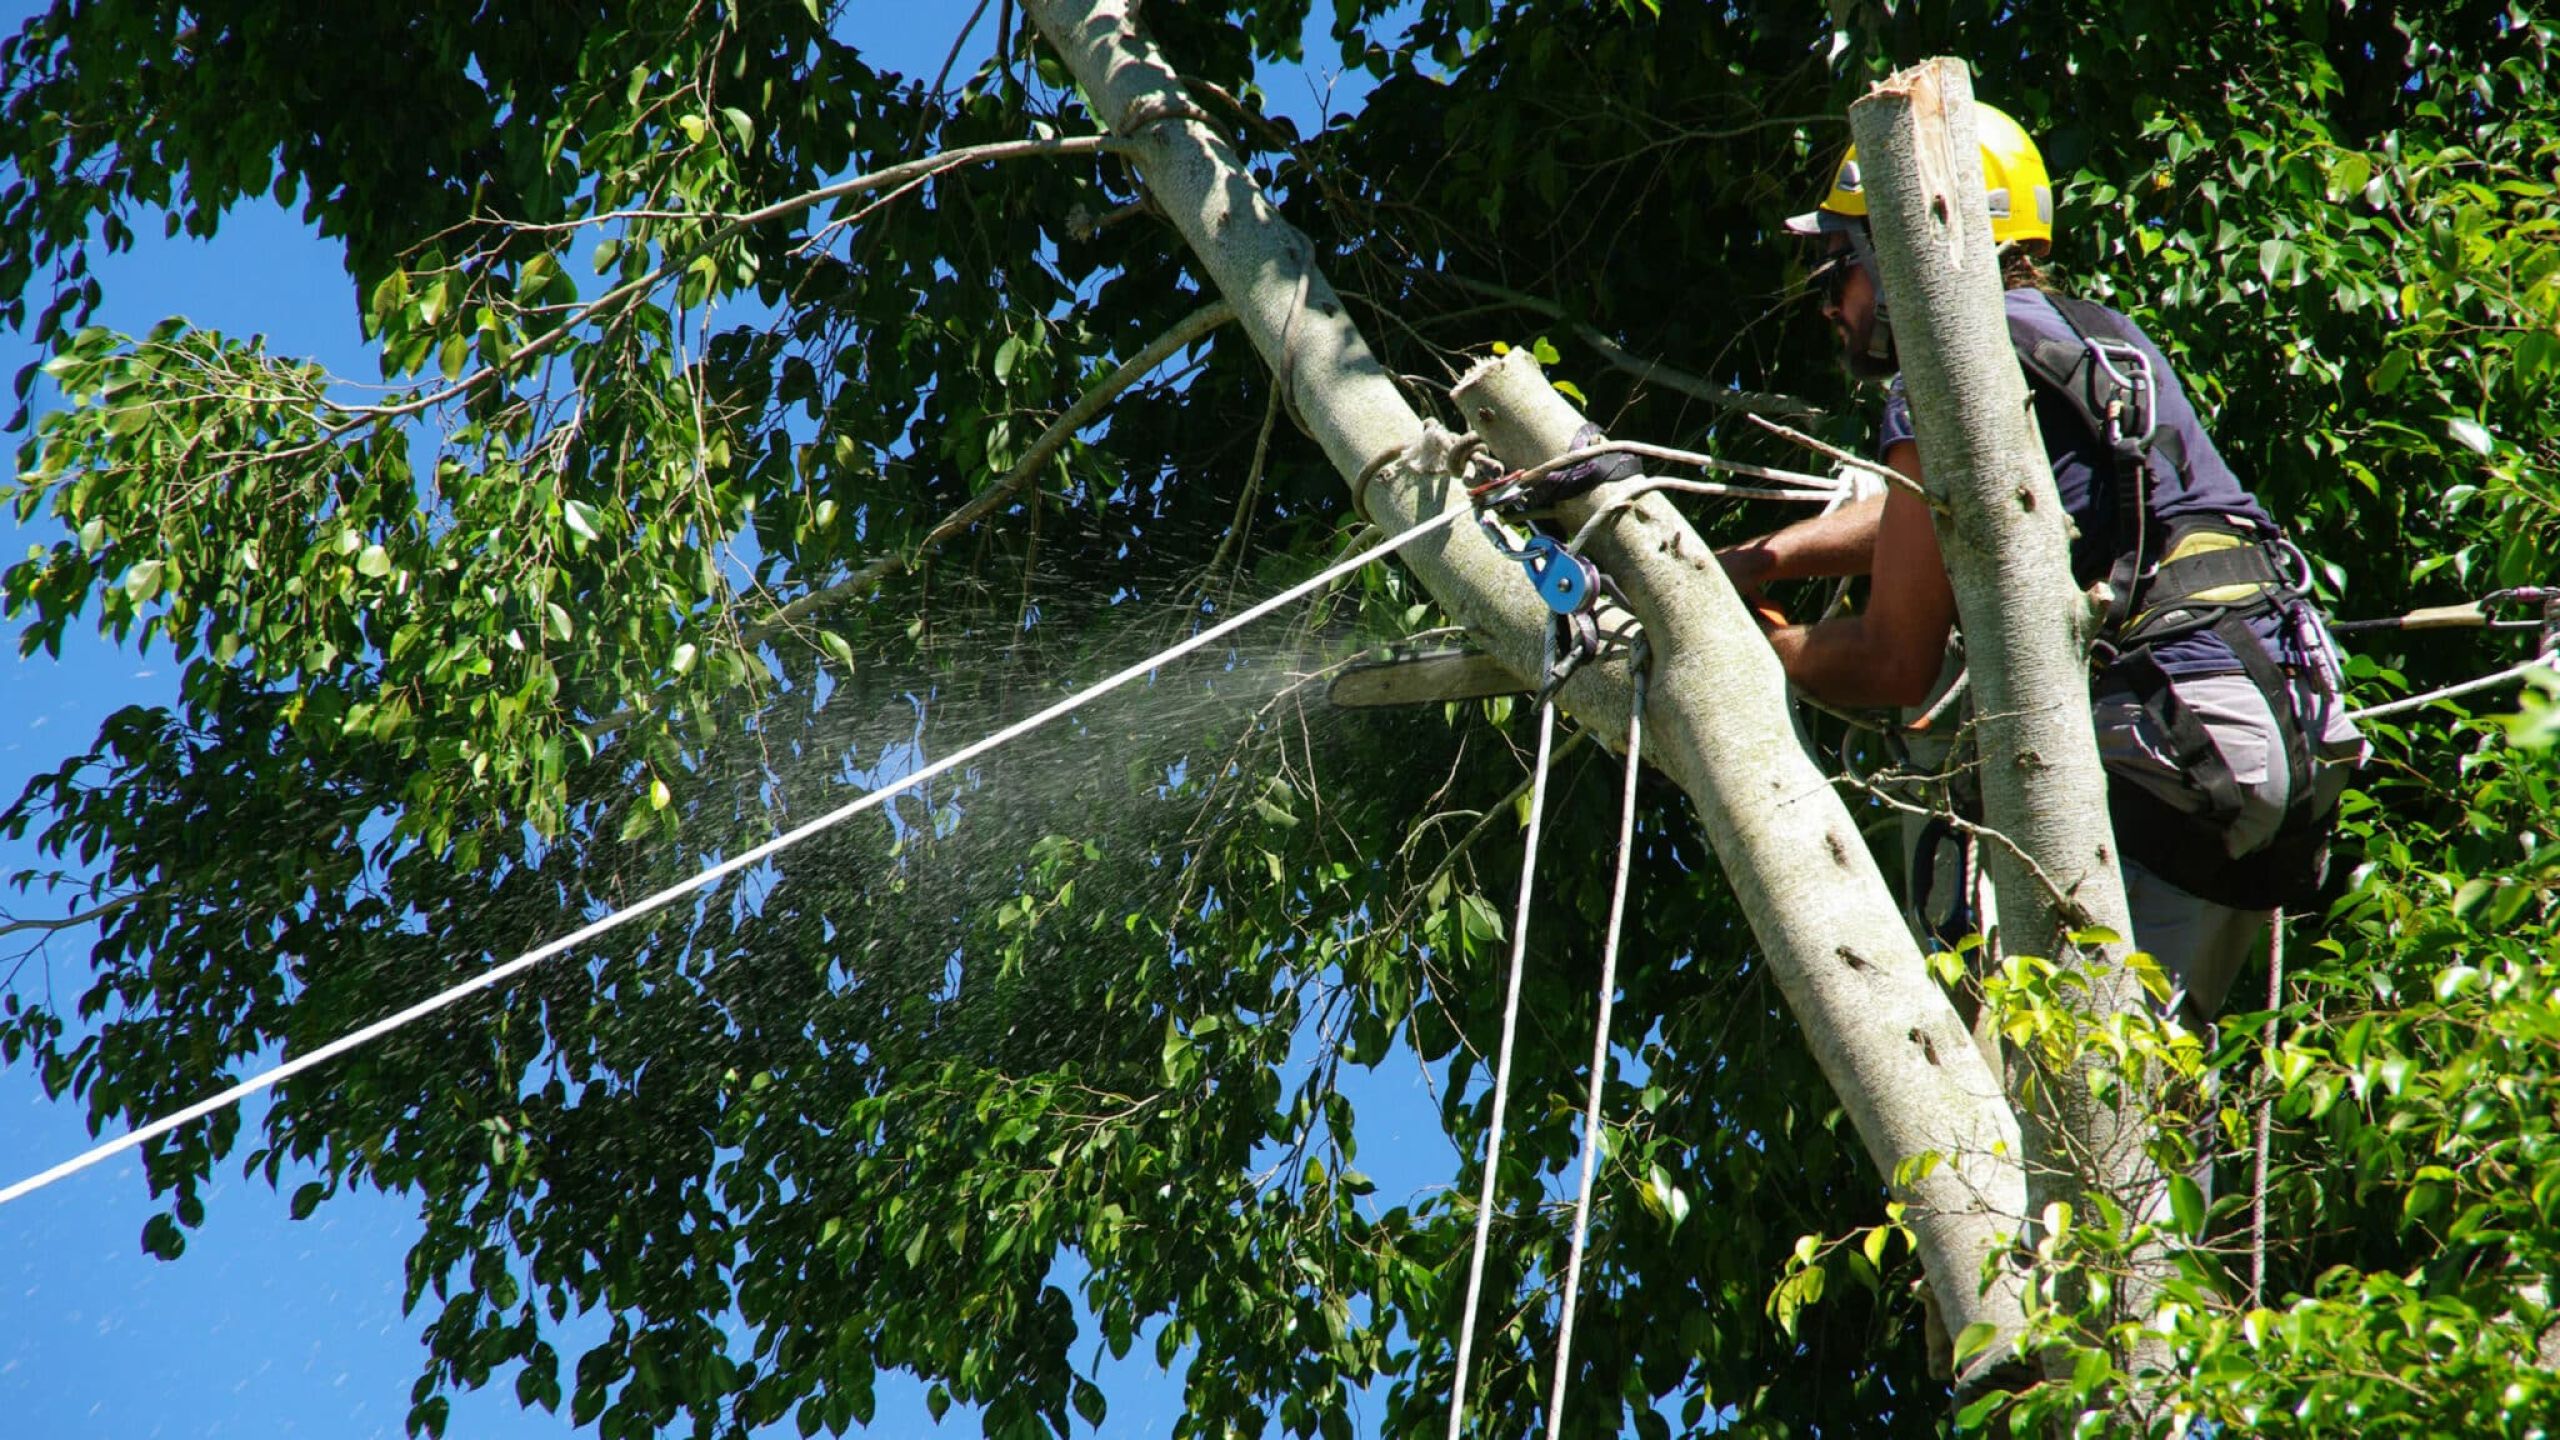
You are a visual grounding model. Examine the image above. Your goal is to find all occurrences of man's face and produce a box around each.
[1813,236,1893,379]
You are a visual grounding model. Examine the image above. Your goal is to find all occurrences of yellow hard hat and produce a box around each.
[1783,102,2054,248]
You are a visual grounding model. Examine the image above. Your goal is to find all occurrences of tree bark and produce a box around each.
[1849,59,2166,1338]
[1023,0,2029,1377]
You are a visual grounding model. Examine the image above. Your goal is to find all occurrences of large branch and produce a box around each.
[1850,60,2163,1333]
[1454,351,2028,1373]
[1023,0,2028,1376]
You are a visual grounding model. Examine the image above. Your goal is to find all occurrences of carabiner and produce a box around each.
[2086,337,2159,452]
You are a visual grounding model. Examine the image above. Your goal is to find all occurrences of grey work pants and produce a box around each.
[2092,666,2365,1022]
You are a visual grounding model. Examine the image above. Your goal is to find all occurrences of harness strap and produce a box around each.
[2214,611,2318,842]
[2014,295,2174,634]
[2119,525,2289,646]
[2099,610,2323,909]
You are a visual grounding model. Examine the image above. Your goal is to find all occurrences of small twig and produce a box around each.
[1195,373,1282,597]
[1383,733,1593,939]
[1181,75,1305,160]
[902,0,999,159]
[1440,274,1823,419]
[579,300,1233,742]
[1742,411,1908,490]
[1836,768,2095,928]
[1505,439,1844,497]
[0,893,145,941]
[304,137,1120,453]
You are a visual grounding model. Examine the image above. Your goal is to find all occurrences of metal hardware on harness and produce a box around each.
[1478,510,1598,615]
[1478,510,1610,696]
[2086,337,2158,451]
[1519,534,1597,614]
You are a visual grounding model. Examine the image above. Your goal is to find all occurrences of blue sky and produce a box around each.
[0,6,1472,1439]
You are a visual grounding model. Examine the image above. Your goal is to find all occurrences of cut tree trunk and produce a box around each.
[1023,0,2030,1384]
[1849,58,2168,1347]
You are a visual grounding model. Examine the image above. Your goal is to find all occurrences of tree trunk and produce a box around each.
[1849,59,2167,1343]
[1023,0,2029,1378]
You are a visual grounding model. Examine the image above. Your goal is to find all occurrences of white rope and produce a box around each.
[2345,655,2553,723]
[0,501,1470,1211]
[1544,655,1645,1440]
[2250,912,2283,1306]
[1505,439,1850,498]
[1446,633,1560,1440]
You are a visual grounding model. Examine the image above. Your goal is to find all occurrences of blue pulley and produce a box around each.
[1517,535,1596,616]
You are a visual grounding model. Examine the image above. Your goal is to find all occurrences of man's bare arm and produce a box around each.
[1718,493,1885,591]
[1758,444,1957,709]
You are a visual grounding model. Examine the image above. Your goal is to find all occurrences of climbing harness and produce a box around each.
[2014,295,2347,911]
[0,500,1477,1211]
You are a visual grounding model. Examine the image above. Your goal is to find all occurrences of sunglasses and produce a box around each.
[1809,248,1856,305]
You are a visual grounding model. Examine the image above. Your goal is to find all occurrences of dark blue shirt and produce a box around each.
[1879,289,2290,675]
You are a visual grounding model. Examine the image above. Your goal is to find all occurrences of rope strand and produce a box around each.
[0,502,1470,1211]
[2346,656,2552,723]
[1447,630,1561,1440]
[1544,652,1647,1440]
[2250,913,2283,1306]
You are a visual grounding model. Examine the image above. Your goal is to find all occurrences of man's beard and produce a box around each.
[1841,327,1897,380]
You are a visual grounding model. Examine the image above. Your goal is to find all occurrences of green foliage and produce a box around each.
[1,2,2557,1438]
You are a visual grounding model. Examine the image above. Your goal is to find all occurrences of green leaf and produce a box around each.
[562,500,603,542]
[1952,1321,1999,1366]
[356,543,393,579]
[122,559,165,604]
[2446,416,2496,455]
[2167,1173,2205,1237]
[141,1212,185,1260]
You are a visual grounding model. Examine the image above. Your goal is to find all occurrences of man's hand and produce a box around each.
[1718,540,1778,594]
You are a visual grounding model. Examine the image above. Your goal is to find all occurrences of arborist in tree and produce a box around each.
[1718,103,2367,1025]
